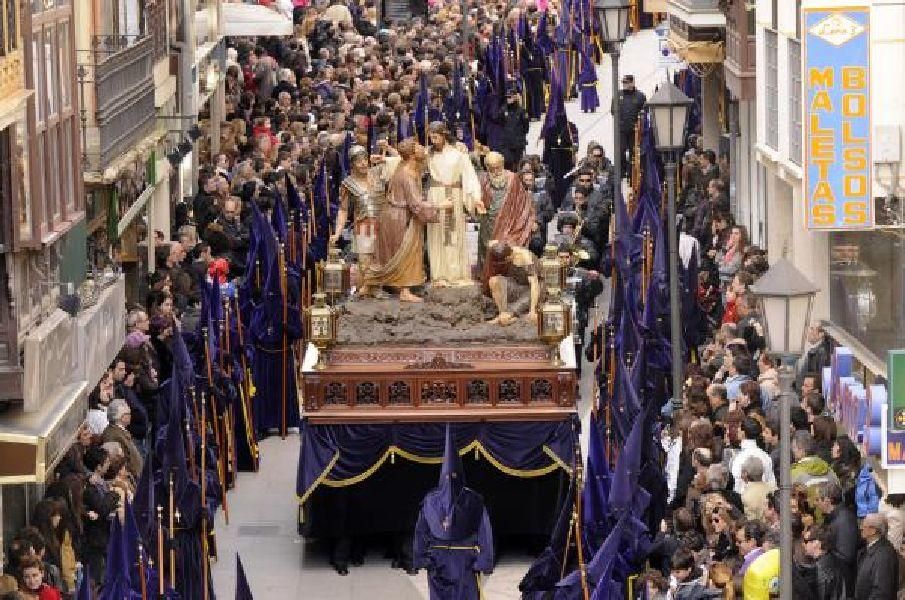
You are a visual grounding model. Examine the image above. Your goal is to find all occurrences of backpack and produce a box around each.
[855,464,881,517]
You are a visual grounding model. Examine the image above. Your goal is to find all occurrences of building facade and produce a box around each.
[0,0,126,546]
[753,0,905,491]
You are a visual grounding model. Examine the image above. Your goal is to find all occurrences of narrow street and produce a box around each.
[210,29,661,599]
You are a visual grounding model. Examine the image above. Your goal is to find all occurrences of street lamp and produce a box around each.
[647,80,692,411]
[750,257,818,600]
[594,0,631,203]
[595,0,631,45]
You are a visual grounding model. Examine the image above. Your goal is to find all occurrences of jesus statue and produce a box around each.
[425,121,483,287]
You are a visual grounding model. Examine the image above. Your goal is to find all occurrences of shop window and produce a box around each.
[829,232,905,359]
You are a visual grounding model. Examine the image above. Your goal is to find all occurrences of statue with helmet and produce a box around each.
[330,144,397,293]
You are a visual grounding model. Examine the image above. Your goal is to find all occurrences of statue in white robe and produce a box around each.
[425,122,483,286]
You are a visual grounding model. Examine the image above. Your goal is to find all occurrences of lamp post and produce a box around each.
[647,80,692,410]
[594,0,631,203]
[750,258,818,600]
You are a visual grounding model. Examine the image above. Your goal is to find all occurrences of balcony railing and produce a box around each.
[78,35,156,171]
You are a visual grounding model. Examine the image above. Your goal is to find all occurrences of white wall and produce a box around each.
[754,0,904,319]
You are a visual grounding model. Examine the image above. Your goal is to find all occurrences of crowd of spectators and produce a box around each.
[1,0,904,596]
[635,138,905,599]
[0,329,159,598]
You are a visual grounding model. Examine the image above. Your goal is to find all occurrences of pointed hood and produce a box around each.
[236,554,254,600]
[438,423,466,515]
[420,424,484,541]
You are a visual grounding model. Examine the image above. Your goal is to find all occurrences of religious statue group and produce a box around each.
[331,121,539,323]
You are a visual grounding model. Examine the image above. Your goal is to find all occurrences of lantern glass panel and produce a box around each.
[617,7,629,41]
[325,270,343,294]
[671,106,688,149]
[543,310,565,337]
[786,294,814,356]
[651,104,671,150]
[759,295,788,355]
[311,315,331,340]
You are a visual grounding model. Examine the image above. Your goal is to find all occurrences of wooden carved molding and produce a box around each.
[453,347,551,362]
[404,354,474,371]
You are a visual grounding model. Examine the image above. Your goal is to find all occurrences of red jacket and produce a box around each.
[27,584,62,600]
[721,297,737,325]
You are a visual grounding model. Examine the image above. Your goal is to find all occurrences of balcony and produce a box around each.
[667,0,726,32]
[722,0,756,99]
[667,0,725,64]
[78,35,156,172]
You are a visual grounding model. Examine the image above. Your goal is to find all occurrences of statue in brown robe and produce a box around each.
[364,138,441,303]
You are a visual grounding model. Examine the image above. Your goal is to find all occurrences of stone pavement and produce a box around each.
[210,28,660,600]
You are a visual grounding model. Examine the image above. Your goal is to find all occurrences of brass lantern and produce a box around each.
[321,246,350,302]
[539,245,567,291]
[305,293,338,370]
[537,287,572,366]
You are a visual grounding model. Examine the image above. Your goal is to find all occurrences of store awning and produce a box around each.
[223,3,293,37]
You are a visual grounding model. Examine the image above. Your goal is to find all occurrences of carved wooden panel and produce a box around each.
[324,382,347,405]
[499,379,521,404]
[531,378,553,403]
[420,380,457,404]
[466,380,489,404]
[388,381,411,405]
[355,382,379,405]
[302,342,578,422]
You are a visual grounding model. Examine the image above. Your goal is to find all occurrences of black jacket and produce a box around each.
[82,483,119,553]
[854,537,900,600]
[815,552,848,600]
[617,88,647,132]
[492,102,530,151]
[826,505,862,593]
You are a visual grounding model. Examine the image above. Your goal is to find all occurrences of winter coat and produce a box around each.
[855,537,900,600]
[815,552,848,600]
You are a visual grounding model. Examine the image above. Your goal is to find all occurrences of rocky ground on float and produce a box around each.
[337,286,535,345]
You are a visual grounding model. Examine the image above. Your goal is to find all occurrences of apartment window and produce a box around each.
[47,129,60,223]
[58,23,69,108]
[26,3,81,231]
[15,122,32,243]
[765,30,779,149]
[0,128,11,248]
[789,39,802,165]
[44,27,57,117]
[32,37,43,122]
[62,124,74,212]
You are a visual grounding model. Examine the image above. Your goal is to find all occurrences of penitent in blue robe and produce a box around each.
[413,426,494,600]
[578,51,599,113]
